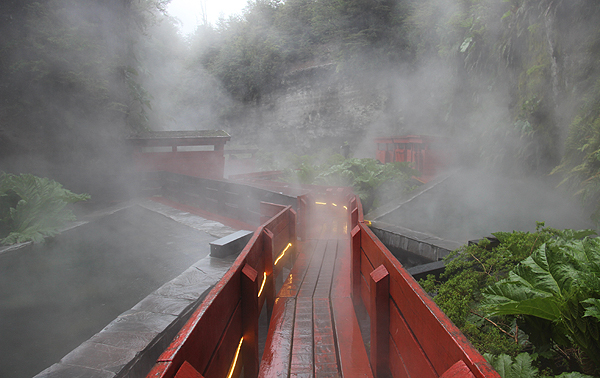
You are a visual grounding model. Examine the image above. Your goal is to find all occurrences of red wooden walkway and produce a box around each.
[147,190,500,378]
[260,203,372,377]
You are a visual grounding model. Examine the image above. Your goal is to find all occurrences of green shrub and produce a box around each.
[282,155,419,212]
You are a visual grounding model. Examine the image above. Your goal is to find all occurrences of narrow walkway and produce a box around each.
[260,207,373,378]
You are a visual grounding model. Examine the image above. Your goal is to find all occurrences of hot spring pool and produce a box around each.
[0,202,232,378]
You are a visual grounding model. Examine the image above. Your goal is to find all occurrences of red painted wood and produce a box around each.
[259,202,287,223]
[203,301,243,378]
[440,360,477,378]
[351,225,361,305]
[290,297,314,376]
[258,297,296,378]
[243,233,264,273]
[159,270,241,373]
[313,239,338,299]
[357,220,500,378]
[272,228,290,258]
[313,297,340,376]
[242,264,259,378]
[174,361,205,378]
[388,337,409,378]
[147,192,500,378]
[389,301,437,378]
[349,197,357,227]
[360,230,387,274]
[288,209,297,262]
[390,277,480,377]
[268,215,288,235]
[370,265,390,378]
[277,248,312,298]
[361,271,371,319]
[332,297,374,378]
[297,195,308,241]
[356,196,364,223]
[332,233,352,299]
[262,230,275,320]
[297,239,328,298]
[262,206,290,230]
[147,361,178,378]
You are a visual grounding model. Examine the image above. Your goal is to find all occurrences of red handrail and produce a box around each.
[348,195,500,378]
[147,190,499,378]
[147,203,296,378]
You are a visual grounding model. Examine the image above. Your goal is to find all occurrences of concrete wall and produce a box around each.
[370,220,461,263]
[36,254,235,378]
[157,171,298,227]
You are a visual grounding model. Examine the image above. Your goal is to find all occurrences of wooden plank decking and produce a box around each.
[259,209,373,378]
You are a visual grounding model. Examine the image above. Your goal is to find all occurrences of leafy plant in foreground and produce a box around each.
[481,229,600,374]
[484,353,594,378]
[420,223,558,355]
[0,172,90,245]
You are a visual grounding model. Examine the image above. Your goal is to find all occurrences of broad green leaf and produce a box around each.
[484,353,538,378]
[483,294,561,321]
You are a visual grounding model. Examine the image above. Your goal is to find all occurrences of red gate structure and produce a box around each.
[374,135,452,183]
[146,187,499,378]
[127,130,231,179]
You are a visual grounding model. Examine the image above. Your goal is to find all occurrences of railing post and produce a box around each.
[262,229,275,320]
[289,208,297,264]
[297,195,308,241]
[241,263,259,378]
[370,264,390,378]
[351,207,358,231]
[351,225,361,307]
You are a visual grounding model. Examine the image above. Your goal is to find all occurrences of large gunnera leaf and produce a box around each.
[0,172,90,245]
[482,232,600,369]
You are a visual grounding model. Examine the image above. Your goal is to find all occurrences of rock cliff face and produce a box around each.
[222,64,396,157]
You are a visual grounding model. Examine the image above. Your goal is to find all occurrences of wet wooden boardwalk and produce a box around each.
[259,209,373,378]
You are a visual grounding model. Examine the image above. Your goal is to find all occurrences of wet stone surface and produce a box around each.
[0,200,238,378]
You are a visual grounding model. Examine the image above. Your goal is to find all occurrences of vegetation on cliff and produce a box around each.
[186,0,600,224]
[2,0,600,224]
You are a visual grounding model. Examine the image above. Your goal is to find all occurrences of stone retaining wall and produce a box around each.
[370,220,461,263]
[36,254,234,378]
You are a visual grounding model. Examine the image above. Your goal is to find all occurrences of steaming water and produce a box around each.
[0,205,225,378]
[378,169,593,243]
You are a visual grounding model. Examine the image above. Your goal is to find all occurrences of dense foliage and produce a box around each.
[484,353,593,378]
[483,230,600,374]
[0,172,90,245]
[180,0,600,224]
[280,154,418,212]
[0,0,170,196]
[3,0,600,223]
[420,224,600,376]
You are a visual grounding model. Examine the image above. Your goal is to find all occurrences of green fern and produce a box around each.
[484,353,539,378]
[484,353,595,378]
[0,172,90,245]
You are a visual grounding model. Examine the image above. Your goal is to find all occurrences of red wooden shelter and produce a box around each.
[375,135,451,182]
[127,130,231,179]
